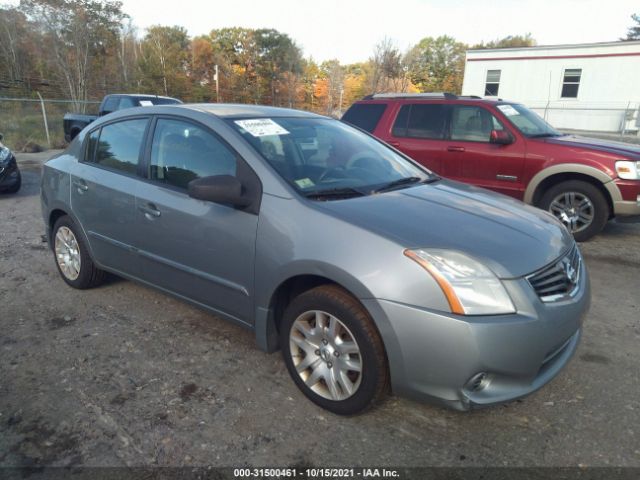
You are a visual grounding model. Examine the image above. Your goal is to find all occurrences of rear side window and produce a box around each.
[88,118,148,175]
[392,104,447,140]
[118,97,136,109]
[101,96,120,114]
[149,118,237,190]
[342,103,387,133]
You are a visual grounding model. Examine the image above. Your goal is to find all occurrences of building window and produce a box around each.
[485,70,501,96]
[561,68,581,98]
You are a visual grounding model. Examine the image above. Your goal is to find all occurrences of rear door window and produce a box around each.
[392,104,447,139]
[89,118,148,175]
[341,104,387,133]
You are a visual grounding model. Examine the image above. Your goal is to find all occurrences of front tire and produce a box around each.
[540,180,609,242]
[280,285,389,415]
[4,170,21,193]
[52,215,105,289]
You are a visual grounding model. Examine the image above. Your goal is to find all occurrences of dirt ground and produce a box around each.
[1,150,639,469]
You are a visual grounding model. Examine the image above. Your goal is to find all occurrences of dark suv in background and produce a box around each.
[342,93,640,241]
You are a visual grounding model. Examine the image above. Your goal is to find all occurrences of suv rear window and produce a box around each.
[392,104,447,140]
[342,103,387,133]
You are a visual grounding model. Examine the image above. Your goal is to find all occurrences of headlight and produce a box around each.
[0,147,11,164]
[615,160,640,180]
[404,249,515,315]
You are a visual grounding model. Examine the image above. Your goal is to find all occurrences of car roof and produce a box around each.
[354,94,514,105]
[182,103,326,119]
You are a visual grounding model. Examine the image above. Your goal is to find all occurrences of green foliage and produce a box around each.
[138,25,191,97]
[406,36,467,94]
[471,34,536,49]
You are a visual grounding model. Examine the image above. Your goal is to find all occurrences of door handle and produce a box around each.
[447,146,465,152]
[139,203,161,218]
[72,179,89,192]
[388,141,400,147]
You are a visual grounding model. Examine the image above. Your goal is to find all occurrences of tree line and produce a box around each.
[1,1,638,116]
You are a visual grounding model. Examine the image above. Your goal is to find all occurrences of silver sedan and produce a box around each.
[41,104,590,414]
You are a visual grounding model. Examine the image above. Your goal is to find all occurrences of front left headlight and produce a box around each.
[0,147,11,164]
[404,249,516,315]
[615,160,640,180]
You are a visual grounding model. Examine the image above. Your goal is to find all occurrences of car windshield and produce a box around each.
[228,117,435,199]
[497,104,563,138]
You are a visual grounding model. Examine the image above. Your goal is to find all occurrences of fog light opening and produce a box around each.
[467,372,490,392]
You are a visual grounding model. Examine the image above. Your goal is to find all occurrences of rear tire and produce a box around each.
[52,215,105,289]
[539,180,609,242]
[280,285,389,415]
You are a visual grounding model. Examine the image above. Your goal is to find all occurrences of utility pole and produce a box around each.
[214,64,219,102]
[339,87,344,116]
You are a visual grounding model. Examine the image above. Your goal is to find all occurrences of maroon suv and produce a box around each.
[342,93,640,241]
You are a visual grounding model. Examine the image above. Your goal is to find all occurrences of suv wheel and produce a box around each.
[280,285,388,415]
[540,180,609,242]
[52,215,105,289]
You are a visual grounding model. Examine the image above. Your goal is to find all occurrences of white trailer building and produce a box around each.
[461,41,640,133]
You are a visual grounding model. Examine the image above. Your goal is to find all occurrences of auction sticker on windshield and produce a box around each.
[234,119,290,137]
[497,105,519,117]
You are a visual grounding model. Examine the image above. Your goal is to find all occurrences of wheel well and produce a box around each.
[49,209,68,241]
[269,275,338,336]
[532,172,614,218]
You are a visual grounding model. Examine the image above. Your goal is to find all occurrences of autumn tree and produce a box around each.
[19,0,127,111]
[406,35,467,94]
[190,35,220,101]
[138,25,191,98]
[316,59,344,116]
[624,13,640,40]
[116,20,140,90]
[367,37,402,94]
[0,7,32,84]
[254,29,302,106]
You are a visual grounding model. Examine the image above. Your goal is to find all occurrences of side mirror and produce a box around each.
[490,129,513,145]
[188,175,253,208]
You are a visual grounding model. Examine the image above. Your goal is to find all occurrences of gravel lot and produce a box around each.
[1,151,639,469]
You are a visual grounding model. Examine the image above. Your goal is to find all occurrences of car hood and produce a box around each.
[544,135,640,159]
[315,179,573,279]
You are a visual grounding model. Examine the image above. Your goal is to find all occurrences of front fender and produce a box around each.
[523,163,621,205]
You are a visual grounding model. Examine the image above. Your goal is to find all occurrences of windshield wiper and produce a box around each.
[303,186,366,200]
[372,175,439,193]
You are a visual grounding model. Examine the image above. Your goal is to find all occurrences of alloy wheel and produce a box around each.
[54,226,81,281]
[548,191,594,233]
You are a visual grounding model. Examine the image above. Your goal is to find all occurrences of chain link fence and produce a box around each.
[528,101,640,141]
[0,98,100,151]
[2,97,640,152]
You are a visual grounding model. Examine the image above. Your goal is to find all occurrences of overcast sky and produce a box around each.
[9,0,639,63]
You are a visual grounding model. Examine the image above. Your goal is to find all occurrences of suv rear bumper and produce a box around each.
[362,257,590,411]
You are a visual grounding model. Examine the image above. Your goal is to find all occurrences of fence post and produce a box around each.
[619,100,631,137]
[36,91,51,149]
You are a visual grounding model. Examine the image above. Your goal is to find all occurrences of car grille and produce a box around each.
[527,246,581,302]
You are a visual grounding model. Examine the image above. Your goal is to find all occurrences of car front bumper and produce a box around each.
[362,252,590,411]
[0,157,20,189]
[612,179,640,216]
